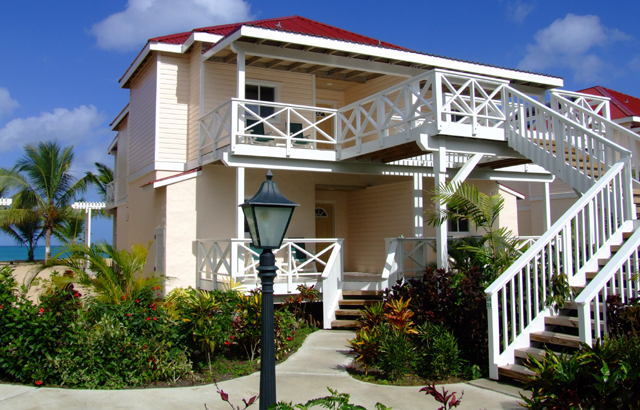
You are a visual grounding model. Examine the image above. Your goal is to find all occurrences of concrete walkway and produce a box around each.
[0,330,525,410]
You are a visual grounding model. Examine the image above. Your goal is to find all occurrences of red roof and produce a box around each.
[149,15,410,52]
[578,86,640,120]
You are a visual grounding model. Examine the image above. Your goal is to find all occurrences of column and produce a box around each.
[543,182,551,230]
[413,173,424,237]
[236,167,245,238]
[433,143,448,269]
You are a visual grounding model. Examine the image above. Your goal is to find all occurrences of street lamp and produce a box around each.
[240,170,299,410]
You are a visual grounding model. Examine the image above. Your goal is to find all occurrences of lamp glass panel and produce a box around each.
[254,205,293,248]
[242,206,259,246]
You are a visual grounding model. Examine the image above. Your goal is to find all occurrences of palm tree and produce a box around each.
[53,208,85,245]
[426,182,521,281]
[85,163,114,219]
[0,214,44,261]
[0,141,89,263]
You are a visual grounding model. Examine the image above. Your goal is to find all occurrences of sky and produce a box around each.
[0,0,639,246]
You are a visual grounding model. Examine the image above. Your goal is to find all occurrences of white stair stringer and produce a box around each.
[486,85,636,380]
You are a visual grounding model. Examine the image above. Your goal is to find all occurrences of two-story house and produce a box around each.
[105,16,640,381]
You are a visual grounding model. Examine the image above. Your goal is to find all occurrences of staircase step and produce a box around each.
[342,290,384,298]
[339,299,381,307]
[530,331,581,348]
[564,300,605,311]
[546,315,579,328]
[624,231,633,239]
[498,364,535,382]
[515,346,548,362]
[598,258,611,266]
[335,309,362,317]
[331,319,360,329]
[611,245,622,253]
[586,270,598,280]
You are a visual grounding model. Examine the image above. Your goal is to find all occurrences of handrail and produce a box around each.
[550,90,611,119]
[551,91,640,184]
[486,161,628,295]
[575,227,640,344]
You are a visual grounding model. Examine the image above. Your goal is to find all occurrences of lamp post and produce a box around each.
[240,170,299,410]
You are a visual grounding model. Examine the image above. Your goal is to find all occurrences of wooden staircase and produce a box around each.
[330,290,384,329]
[498,229,636,382]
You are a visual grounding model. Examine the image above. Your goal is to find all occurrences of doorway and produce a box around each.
[315,203,335,264]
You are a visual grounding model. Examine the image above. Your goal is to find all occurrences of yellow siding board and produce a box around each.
[157,53,189,163]
[128,57,157,175]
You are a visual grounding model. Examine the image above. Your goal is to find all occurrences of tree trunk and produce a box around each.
[45,228,51,263]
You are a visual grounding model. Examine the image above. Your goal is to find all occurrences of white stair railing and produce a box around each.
[550,90,611,119]
[551,91,640,184]
[575,228,640,345]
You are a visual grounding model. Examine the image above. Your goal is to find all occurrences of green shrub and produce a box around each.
[607,295,640,338]
[375,323,418,380]
[415,323,463,380]
[521,336,640,409]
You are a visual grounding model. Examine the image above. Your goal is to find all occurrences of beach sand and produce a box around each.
[1,262,62,302]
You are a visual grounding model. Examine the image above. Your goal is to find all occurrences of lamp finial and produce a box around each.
[266,170,273,181]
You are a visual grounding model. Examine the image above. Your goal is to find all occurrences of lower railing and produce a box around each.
[196,238,343,329]
[576,227,640,345]
[382,236,541,284]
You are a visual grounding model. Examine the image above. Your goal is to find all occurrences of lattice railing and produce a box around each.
[105,181,116,206]
[551,90,611,119]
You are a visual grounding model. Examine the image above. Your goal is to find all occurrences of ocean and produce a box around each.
[0,246,68,262]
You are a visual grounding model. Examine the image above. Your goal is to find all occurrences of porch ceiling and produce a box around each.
[209,36,420,85]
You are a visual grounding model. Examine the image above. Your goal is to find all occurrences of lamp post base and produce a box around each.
[258,249,277,410]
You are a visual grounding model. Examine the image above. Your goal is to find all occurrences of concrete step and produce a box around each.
[341,290,384,299]
[331,319,360,329]
[564,300,605,311]
[498,364,535,382]
[339,299,381,308]
[335,309,362,317]
[530,331,581,348]
[514,346,548,362]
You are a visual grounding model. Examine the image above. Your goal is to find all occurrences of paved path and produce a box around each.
[0,330,525,410]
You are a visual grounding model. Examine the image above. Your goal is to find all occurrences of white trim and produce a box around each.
[0,198,12,206]
[202,31,243,61]
[154,53,161,165]
[150,42,183,53]
[152,170,202,188]
[110,106,130,130]
[613,116,640,125]
[237,26,563,87]
[120,43,151,88]
[183,32,224,52]
[155,161,186,171]
[529,192,579,201]
[72,202,106,210]
[107,136,118,155]
[497,183,526,200]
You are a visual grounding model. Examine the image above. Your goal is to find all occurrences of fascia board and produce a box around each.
[150,42,183,53]
[613,116,640,125]
[107,135,118,155]
[202,31,243,61]
[497,183,526,200]
[239,26,563,87]
[120,43,151,88]
[152,170,201,188]
[110,106,129,131]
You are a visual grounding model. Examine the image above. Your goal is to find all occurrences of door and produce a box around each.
[315,203,335,264]
[316,103,335,150]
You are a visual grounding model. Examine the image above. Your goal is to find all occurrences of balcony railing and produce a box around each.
[105,181,116,207]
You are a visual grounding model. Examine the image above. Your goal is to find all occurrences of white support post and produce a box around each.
[84,209,92,247]
[450,153,483,185]
[434,142,448,269]
[236,48,245,99]
[236,167,245,238]
[413,174,424,237]
[543,182,551,230]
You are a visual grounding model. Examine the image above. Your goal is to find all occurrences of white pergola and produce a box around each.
[71,202,106,246]
[0,198,12,206]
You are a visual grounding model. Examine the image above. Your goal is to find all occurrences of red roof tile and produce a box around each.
[578,86,640,120]
[150,15,410,51]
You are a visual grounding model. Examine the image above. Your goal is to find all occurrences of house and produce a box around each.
[502,86,640,236]
[105,16,639,381]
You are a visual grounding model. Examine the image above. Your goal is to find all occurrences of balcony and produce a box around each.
[198,69,515,165]
[105,181,116,209]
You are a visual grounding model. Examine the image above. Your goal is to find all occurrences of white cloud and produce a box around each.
[507,1,534,24]
[629,55,640,72]
[0,88,19,117]
[518,14,630,83]
[91,0,253,52]
[0,105,107,152]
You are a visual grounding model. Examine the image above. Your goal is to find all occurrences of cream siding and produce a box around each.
[315,88,345,108]
[115,117,129,202]
[128,57,157,175]
[344,75,406,105]
[157,53,190,163]
[187,44,202,163]
[347,181,414,273]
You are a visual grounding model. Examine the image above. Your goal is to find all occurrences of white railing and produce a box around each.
[576,228,640,345]
[336,69,509,159]
[551,90,611,119]
[196,237,343,329]
[551,91,640,184]
[486,159,634,378]
[505,87,631,194]
[199,99,338,159]
[382,236,541,284]
[0,197,12,207]
[105,181,116,206]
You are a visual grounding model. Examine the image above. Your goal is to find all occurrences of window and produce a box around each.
[315,207,328,218]
[246,84,276,119]
[448,208,469,233]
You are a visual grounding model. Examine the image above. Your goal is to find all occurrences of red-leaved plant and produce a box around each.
[205,381,258,410]
[420,383,463,410]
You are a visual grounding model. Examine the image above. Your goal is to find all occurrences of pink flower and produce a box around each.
[35,380,42,386]
[39,308,44,314]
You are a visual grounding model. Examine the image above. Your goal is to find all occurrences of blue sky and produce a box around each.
[1,0,639,246]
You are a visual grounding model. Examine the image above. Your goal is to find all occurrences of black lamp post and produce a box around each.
[240,170,299,410]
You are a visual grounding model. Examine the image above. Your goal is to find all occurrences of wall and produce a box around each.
[165,177,197,290]
[128,56,157,175]
[157,53,190,164]
[187,43,202,163]
[115,117,129,203]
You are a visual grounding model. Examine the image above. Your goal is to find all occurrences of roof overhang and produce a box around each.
[119,32,224,88]
[202,25,563,88]
[141,167,202,189]
[110,105,129,130]
[498,183,526,200]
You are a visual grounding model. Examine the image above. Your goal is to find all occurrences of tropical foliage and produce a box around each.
[0,213,44,261]
[426,182,521,280]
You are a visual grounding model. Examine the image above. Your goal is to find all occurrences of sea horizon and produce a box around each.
[0,245,68,262]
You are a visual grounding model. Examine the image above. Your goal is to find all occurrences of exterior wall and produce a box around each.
[344,75,405,105]
[498,185,520,236]
[187,43,202,163]
[115,117,129,203]
[196,166,238,240]
[128,57,157,175]
[157,53,190,164]
[347,181,414,273]
[315,88,345,108]
[165,177,197,290]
